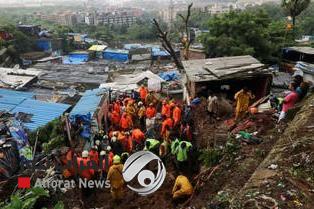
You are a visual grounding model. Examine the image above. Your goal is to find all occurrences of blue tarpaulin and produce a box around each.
[36,39,51,52]
[103,49,129,62]
[152,47,180,60]
[69,113,92,139]
[63,52,89,64]
[9,121,33,162]
[159,70,180,81]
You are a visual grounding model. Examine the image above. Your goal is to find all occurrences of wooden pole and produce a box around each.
[64,113,73,147]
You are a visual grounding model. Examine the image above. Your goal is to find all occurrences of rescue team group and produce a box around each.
[60,85,195,203]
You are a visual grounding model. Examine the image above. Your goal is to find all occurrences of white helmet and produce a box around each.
[111,137,117,142]
[82,150,89,158]
[100,150,106,156]
[138,101,143,106]
[107,146,112,151]
[103,135,108,140]
[95,140,100,146]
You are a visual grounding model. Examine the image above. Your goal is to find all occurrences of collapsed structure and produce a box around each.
[183,55,272,99]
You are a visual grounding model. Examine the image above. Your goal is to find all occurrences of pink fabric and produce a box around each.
[282,91,298,112]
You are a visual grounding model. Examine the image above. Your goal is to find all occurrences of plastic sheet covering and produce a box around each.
[63,53,89,65]
[159,71,180,81]
[9,121,32,162]
[70,113,92,140]
[148,78,161,92]
[295,61,314,75]
[0,139,20,180]
[36,39,51,51]
[103,49,129,62]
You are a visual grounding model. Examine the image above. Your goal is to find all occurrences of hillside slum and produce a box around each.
[0,25,314,209]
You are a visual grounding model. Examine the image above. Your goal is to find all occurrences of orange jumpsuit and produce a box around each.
[146,107,156,119]
[113,102,121,114]
[161,103,171,118]
[139,86,148,101]
[88,150,99,165]
[173,106,182,126]
[132,129,145,144]
[161,118,173,136]
[120,114,133,130]
[111,111,120,126]
[77,157,95,180]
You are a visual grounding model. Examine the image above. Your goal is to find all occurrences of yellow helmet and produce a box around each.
[113,155,121,164]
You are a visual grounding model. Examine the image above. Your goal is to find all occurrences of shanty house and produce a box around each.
[69,88,109,139]
[63,51,91,64]
[88,45,107,59]
[103,49,129,62]
[17,24,41,36]
[183,55,272,99]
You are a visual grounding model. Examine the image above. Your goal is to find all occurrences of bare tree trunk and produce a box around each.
[179,3,193,60]
[153,18,184,70]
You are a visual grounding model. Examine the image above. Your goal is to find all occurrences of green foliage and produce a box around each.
[53,201,64,209]
[282,0,311,25]
[199,148,223,167]
[0,24,35,54]
[28,118,66,152]
[201,10,294,63]
[0,187,49,209]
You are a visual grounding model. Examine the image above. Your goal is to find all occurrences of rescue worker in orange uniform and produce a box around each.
[138,85,148,102]
[111,110,120,128]
[173,105,182,127]
[77,151,95,180]
[161,117,173,138]
[107,155,125,201]
[60,148,75,178]
[146,103,157,119]
[120,113,133,131]
[113,100,121,114]
[117,131,128,151]
[161,100,171,118]
[131,128,145,144]
[88,146,99,165]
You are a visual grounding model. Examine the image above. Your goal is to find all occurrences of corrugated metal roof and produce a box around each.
[70,88,105,117]
[286,47,314,55]
[183,55,265,82]
[0,89,70,131]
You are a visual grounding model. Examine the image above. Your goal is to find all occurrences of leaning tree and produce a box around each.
[282,0,311,26]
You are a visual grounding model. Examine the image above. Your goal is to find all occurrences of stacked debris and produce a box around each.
[0,112,33,180]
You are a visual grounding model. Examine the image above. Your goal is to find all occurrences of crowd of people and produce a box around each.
[57,73,310,204]
[60,84,195,203]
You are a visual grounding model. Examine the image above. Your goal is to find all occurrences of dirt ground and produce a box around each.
[231,93,314,209]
